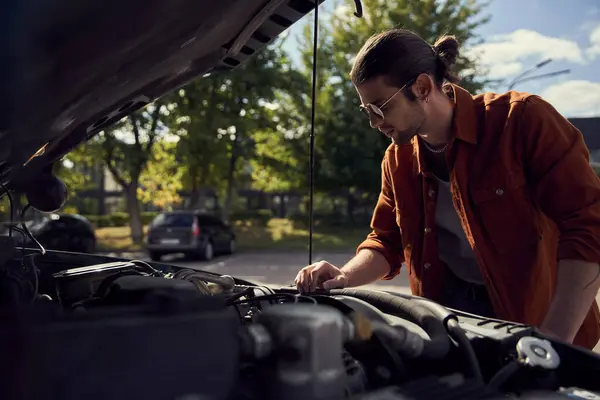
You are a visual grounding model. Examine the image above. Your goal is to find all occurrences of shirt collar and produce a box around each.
[412,84,478,175]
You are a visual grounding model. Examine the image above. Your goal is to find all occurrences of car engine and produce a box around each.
[0,254,599,400]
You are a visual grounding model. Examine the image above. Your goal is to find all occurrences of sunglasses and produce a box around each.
[359,79,415,121]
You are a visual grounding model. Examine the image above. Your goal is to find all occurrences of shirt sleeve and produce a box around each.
[520,95,600,263]
[356,151,404,279]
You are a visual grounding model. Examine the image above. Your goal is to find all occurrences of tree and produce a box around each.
[54,145,95,199]
[267,0,491,204]
[138,139,184,210]
[170,41,304,220]
[99,101,170,243]
[170,76,230,208]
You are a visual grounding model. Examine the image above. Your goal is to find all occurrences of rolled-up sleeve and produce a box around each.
[520,95,600,263]
[356,152,404,279]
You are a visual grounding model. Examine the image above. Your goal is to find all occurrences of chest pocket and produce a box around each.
[471,170,541,254]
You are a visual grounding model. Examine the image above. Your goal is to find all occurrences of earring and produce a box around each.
[425,97,429,104]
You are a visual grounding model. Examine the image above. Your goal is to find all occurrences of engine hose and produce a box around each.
[382,290,457,326]
[369,320,425,358]
[447,318,484,383]
[330,289,451,359]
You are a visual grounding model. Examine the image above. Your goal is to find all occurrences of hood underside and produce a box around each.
[0,0,323,192]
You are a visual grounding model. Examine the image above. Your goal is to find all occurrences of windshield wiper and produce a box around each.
[353,0,363,18]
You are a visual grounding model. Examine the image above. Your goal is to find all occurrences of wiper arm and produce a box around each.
[353,0,363,18]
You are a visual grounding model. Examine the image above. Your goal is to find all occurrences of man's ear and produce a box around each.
[413,73,434,102]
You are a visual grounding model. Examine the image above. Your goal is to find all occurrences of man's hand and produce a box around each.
[295,260,349,293]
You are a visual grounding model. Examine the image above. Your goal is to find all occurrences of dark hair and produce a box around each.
[350,29,460,98]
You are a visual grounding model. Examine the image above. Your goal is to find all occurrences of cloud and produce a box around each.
[587,25,600,60]
[467,29,586,79]
[539,80,600,118]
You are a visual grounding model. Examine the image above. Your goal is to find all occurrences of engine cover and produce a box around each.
[0,288,240,400]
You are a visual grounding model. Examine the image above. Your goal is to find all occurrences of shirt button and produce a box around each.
[424,227,432,234]
[495,188,504,196]
[424,262,431,269]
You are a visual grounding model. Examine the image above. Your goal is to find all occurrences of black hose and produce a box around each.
[330,289,451,359]
[487,361,521,390]
[447,318,483,383]
[383,290,457,326]
[370,320,426,358]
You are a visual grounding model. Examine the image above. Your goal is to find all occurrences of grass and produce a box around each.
[95,226,147,252]
[95,218,369,253]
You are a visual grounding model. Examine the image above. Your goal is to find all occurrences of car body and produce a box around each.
[145,211,235,261]
[31,213,97,253]
[1,0,325,192]
[1,213,96,253]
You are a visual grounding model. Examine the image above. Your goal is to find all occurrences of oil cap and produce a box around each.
[516,336,560,369]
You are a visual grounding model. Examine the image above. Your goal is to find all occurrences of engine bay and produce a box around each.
[1,252,600,400]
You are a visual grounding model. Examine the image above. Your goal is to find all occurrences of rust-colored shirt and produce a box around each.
[357,84,600,349]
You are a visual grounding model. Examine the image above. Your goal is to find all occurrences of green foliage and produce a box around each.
[54,141,98,196]
[169,41,305,218]
[84,211,159,228]
[65,2,491,227]
[99,102,168,189]
[230,209,274,226]
[259,0,490,196]
[139,139,184,209]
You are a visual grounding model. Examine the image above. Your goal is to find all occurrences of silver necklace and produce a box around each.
[421,139,448,154]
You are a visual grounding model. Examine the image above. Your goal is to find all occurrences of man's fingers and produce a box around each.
[295,272,304,293]
[295,264,312,293]
[308,263,324,292]
[295,261,340,293]
[309,261,334,292]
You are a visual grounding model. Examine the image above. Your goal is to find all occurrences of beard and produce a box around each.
[391,110,427,145]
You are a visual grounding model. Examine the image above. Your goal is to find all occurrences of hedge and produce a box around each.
[84,211,159,228]
[84,210,275,228]
[83,209,365,229]
[230,209,273,225]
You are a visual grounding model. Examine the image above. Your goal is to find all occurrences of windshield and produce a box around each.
[150,213,194,228]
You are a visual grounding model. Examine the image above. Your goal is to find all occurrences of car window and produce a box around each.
[196,215,217,226]
[151,213,194,228]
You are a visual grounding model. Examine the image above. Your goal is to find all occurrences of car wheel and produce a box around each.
[200,241,214,261]
[149,251,163,261]
[225,238,236,255]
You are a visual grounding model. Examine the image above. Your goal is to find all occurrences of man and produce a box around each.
[294,29,600,349]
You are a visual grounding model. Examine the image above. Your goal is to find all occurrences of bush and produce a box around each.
[231,209,273,225]
[83,212,129,228]
[289,212,370,229]
[108,212,129,227]
[141,211,159,225]
[83,214,100,226]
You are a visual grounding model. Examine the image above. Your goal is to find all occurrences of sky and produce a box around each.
[283,0,600,118]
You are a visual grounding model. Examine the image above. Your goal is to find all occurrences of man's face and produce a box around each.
[355,76,426,145]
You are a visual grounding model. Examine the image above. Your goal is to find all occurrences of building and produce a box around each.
[570,117,600,171]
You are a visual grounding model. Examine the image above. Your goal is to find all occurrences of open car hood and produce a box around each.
[0,0,323,192]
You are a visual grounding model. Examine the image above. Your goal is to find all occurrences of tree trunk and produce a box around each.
[221,139,239,223]
[125,183,144,244]
[189,179,200,209]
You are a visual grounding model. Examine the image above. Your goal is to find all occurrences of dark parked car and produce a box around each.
[3,213,96,253]
[145,211,235,261]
